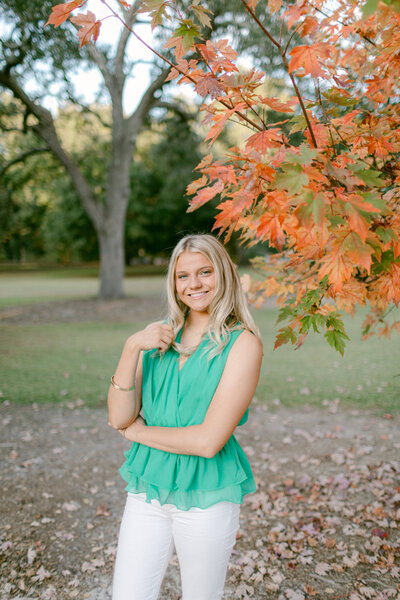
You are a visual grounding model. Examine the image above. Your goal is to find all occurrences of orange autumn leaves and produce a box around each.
[46,0,101,47]
[46,0,400,350]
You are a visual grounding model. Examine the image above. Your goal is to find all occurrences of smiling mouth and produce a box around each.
[188,291,208,298]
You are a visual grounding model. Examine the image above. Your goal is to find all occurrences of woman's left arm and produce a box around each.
[119,331,263,458]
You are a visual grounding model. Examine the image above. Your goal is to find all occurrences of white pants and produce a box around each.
[112,492,241,600]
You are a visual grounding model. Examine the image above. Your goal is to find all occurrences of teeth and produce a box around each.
[190,292,206,298]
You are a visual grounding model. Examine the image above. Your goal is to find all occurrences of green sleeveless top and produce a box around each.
[118,324,256,510]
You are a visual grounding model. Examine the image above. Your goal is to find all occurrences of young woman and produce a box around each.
[108,234,263,600]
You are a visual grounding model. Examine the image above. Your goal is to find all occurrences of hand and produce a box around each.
[118,414,146,442]
[125,321,174,353]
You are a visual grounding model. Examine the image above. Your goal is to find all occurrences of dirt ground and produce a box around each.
[1,299,399,600]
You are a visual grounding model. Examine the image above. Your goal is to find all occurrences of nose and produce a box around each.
[188,274,202,289]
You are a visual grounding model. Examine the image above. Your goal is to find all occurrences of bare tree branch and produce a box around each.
[0,147,50,178]
[126,67,170,137]
[114,1,140,74]
[0,68,104,226]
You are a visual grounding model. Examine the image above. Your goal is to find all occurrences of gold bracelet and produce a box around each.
[110,375,135,392]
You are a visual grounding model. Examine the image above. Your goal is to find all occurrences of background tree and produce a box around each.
[0,0,173,298]
[0,100,217,263]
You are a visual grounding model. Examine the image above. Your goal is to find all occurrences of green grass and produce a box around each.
[0,273,166,307]
[1,304,399,412]
[256,304,400,414]
[0,321,147,407]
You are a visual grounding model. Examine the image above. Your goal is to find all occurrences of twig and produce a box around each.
[239,0,318,149]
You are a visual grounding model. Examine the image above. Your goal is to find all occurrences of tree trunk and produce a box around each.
[98,219,125,299]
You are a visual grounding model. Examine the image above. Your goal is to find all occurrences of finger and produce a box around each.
[160,324,174,334]
[160,334,172,346]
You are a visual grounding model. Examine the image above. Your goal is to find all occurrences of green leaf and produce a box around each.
[299,315,312,334]
[371,249,396,274]
[362,0,379,15]
[174,21,201,50]
[276,305,295,324]
[324,329,348,356]
[322,88,359,106]
[274,326,296,350]
[328,215,346,227]
[274,163,308,195]
[375,226,397,243]
[361,191,387,212]
[348,164,383,187]
[285,145,316,165]
[288,115,307,134]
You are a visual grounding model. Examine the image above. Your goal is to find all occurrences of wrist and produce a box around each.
[125,420,142,443]
[124,334,142,355]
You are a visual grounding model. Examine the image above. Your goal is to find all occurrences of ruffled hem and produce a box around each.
[119,466,256,511]
[118,436,256,510]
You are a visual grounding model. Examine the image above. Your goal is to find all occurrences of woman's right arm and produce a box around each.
[107,322,174,430]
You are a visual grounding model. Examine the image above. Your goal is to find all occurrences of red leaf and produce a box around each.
[371,527,389,539]
[194,74,225,99]
[70,11,101,47]
[46,0,84,27]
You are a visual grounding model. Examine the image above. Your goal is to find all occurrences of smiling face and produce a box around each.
[175,251,216,314]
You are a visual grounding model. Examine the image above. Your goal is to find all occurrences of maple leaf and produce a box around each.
[260,96,296,113]
[46,0,84,27]
[173,21,201,51]
[289,44,332,78]
[191,1,213,29]
[274,163,309,195]
[257,212,286,250]
[214,39,238,62]
[204,108,237,145]
[70,11,101,47]
[186,175,207,195]
[137,0,169,30]
[194,153,213,171]
[318,243,354,292]
[194,75,225,99]
[245,129,282,153]
[345,202,370,242]
[187,180,224,212]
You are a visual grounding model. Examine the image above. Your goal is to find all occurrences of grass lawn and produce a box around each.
[1,304,399,413]
[0,272,166,307]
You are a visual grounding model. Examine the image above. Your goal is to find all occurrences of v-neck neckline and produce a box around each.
[176,322,207,373]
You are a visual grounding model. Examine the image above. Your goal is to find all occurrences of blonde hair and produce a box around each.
[165,234,261,358]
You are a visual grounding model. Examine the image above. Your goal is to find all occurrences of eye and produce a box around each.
[201,269,212,275]
[177,274,187,279]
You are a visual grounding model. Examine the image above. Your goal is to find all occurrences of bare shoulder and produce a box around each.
[230,329,263,360]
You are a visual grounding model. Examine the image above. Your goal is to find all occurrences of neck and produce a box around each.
[185,310,210,332]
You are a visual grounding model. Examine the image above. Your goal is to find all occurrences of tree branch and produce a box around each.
[126,67,170,137]
[65,93,111,128]
[114,1,141,74]
[0,147,50,178]
[239,0,318,148]
[0,68,104,227]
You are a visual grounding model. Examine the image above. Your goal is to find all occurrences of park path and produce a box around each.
[1,399,399,600]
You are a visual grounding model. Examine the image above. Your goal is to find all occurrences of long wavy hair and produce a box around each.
[165,234,261,358]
